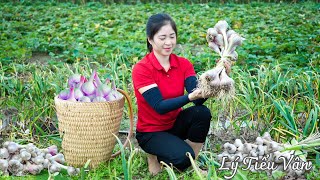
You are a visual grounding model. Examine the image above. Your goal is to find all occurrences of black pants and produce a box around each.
[136,105,212,171]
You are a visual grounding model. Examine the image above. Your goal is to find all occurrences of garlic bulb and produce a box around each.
[0,148,9,159]
[214,20,229,52]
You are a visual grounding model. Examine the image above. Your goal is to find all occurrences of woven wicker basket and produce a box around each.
[54,89,133,168]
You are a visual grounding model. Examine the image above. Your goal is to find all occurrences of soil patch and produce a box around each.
[28,52,52,65]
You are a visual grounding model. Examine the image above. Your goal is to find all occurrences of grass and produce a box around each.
[0,1,319,179]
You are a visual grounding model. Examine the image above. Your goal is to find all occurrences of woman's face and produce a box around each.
[148,23,176,57]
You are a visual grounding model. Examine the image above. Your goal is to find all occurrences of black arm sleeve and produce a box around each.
[184,76,208,105]
[142,87,190,115]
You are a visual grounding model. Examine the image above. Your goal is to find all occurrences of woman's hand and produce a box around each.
[224,61,232,75]
[216,59,232,75]
[188,89,205,101]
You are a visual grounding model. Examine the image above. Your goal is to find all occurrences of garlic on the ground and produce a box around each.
[30,151,38,158]
[217,154,224,161]
[0,141,80,177]
[217,151,229,161]
[49,153,65,164]
[295,169,304,176]
[8,159,24,175]
[223,142,231,150]
[262,132,272,141]
[237,144,244,153]
[25,143,36,153]
[286,169,296,177]
[224,143,237,154]
[256,137,264,145]
[0,159,9,174]
[32,156,44,165]
[50,161,80,176]
[2,142,10,148]
[256,145,265,156]
[234,139,243,147]
[7,142,19,153]
[6,142,36,154]
[235,152,243,162]
[263,145,269,154]
[25,161,42,175]
[0,148,9,159]
[45,153,52,159]
[268,141,279,152]
[250,150,258,157]
[20,150,31,161]
[43,159,50,168]
[251,144,258,149]
[229,155,236,161]
[243,143,252,154]
[11,153,22,163]
[273,151,284,163]
[48,162,61,174]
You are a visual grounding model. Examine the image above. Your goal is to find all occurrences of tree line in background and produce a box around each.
[0,0,318,4]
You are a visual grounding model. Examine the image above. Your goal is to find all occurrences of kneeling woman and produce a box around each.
[132,13,229,175]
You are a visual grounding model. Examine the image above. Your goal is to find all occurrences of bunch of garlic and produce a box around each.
[206,20,244,62]
[217,132,310,178]
[198,20,245,99]
[0,141,79,176]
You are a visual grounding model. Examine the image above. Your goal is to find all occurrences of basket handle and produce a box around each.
[111,88,134,158]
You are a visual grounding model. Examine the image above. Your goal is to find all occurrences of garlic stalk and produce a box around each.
[49,153,65,164]
[51,161,80,176]
[208,41,221,56]
[48,162,61,174]
[40,145,58,156]
[206,27,218,41]
[214,20,229,55]
[224,33,244,57]
[226,29,236,38]
[214,34,224,53]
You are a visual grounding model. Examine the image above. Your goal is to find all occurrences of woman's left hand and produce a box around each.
[224,61,232,75]
[215,59,232,75]
[188,89,206,101]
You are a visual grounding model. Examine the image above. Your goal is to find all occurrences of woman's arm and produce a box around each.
[184,76,208,105]
[138,84,202,115]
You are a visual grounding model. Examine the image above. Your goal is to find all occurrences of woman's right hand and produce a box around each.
[188,89,204,101]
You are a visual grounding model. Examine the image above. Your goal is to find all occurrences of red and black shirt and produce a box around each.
[132,51,196,132]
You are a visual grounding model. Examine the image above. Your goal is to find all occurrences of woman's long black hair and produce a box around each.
[146,13,177,53]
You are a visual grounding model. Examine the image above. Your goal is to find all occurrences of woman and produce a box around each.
[132,13,230,175]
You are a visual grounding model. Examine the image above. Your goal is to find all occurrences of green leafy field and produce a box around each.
[0,1,319,180]
[1,1,319,70]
